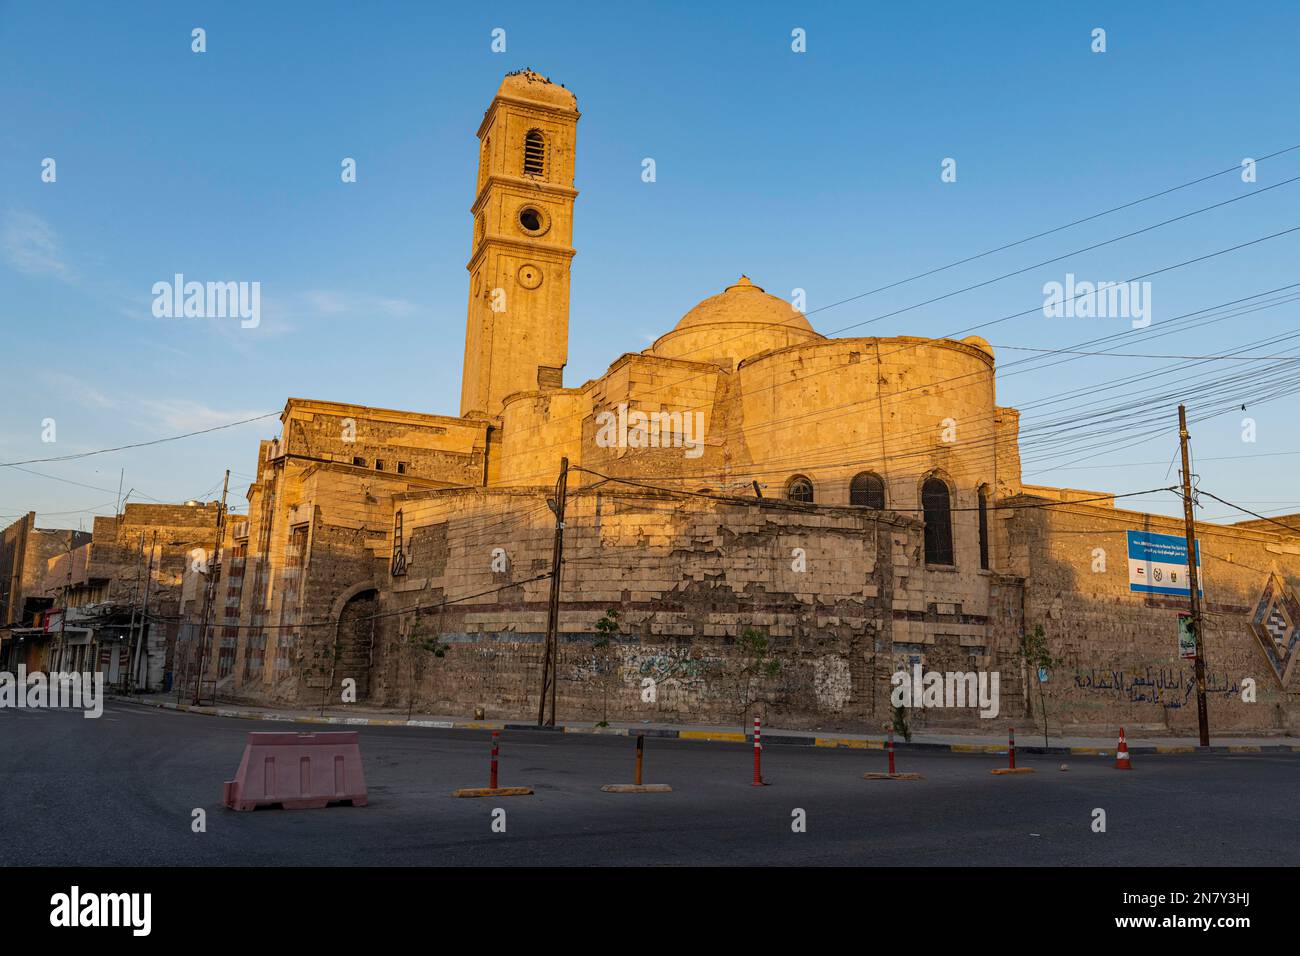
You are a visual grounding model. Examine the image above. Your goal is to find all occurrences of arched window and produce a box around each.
[786,475,814,503]
[523,129,545,176]
[850,472,886,509]
[922,477,954,566]
[977,485,990,570]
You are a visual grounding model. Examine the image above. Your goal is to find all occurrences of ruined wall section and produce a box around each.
[364,488,926,729]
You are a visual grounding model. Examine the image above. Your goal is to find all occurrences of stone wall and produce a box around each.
[1008,495,1300,735]
[350,487,1030,731]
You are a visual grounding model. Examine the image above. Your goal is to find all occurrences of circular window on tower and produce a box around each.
[516,204,550,237]
[517,264,543,289]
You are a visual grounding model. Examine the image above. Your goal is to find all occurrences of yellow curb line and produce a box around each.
[1156,745,1196,753]
[600,784,673,792]
[679,731,746,742]
[815,738,882,749]
[990,767,1035,775]
[1069,747,1104,755]
[1228,745,1262,752]
[952,744,1005,753]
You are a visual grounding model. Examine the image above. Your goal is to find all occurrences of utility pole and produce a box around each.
[538,457,569,727]
[192,471,230,705]
[57,541,72,672]
[132,531,157,692]
[125,532,144,694]
[1178,405,1210,747]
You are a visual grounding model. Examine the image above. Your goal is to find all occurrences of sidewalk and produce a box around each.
[111,692,1299,756]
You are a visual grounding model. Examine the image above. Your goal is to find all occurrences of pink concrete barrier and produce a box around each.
[223,731,368,811]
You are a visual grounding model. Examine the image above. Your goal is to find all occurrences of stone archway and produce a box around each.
[334,586,378,701]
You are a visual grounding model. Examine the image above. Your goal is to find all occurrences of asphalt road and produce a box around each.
[2,701,1297,866]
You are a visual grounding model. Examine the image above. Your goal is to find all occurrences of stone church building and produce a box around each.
[189,70,1300,736]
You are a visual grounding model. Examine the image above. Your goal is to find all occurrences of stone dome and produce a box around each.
[673,276,815,334]
[651,276,822,365]
[496,69,577,110]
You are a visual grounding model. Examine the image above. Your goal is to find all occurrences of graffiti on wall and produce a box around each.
[624,647,710,687]
[1073,667,1239,707]
[565,646,712,688]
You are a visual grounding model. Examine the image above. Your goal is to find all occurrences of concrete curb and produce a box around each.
[114,695,1300,756]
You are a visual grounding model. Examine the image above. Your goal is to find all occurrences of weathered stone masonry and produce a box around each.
[183,69,1300,736]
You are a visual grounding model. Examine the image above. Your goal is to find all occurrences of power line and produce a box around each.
[0,412,279,468]
[9,172,1299,499]
[572,464,1176,513]
[790,142,1300,324]
[993,345,1300,360]
[482,226,1300,486]
[1026,448,1300,472]
[1197,489,1300,535]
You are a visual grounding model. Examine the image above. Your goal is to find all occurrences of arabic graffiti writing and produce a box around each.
[625,648,709,685]
[1072,667,1239,707]
[565,646,711,687]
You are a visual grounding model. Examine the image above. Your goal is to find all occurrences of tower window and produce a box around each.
[786,475,814,503]
[922,477,954,566]
[519,207,542,232]
[850,472,886,509]
[523,129,545,176]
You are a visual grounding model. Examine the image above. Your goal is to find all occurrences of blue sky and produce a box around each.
[1,0,1298,528]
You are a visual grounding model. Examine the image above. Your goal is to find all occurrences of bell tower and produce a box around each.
[460,69,579,419]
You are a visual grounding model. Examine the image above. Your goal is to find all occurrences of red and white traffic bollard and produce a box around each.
[490,731,500,790]
[752,716,764,786]
[887,726,896,775]
[1008,727,1017,770]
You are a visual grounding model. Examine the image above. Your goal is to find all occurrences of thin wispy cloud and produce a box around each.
[135,399,270,433]
[3,211,74,281]
[39,371,119,410]
[254,289,423,334]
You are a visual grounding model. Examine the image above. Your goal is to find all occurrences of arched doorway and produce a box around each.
[335,587,378,701]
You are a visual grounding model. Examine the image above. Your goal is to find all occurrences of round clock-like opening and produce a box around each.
[518,207,543,232]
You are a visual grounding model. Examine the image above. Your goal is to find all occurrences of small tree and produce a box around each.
[317,639,345,717]
[1020,625,1061,748]
[407,629,445,721]
[892,703,912,743]
[593,609,621,727]
[720,627,783,729]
